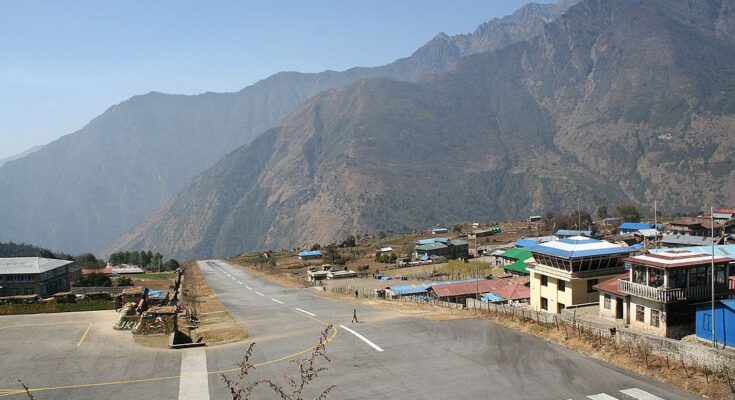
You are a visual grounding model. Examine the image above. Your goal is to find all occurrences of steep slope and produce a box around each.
[0,145,44,168]
[114,0,735,259]
[0,1,576,254]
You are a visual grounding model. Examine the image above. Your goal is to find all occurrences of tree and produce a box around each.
[596,205,608,219]
[614,203,641,222]
[76,274,112,287]
[221,325,334,400]
[117,276,133,286]
[162,259,180,271]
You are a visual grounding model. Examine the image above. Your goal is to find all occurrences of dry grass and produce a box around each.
[183,261,249,345]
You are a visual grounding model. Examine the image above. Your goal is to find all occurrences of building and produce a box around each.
[429,277,528,304]
[0,257,73,297]
[431,227,449,235]
[660,234,720,248]
[618,222,653,235]
[298,250,322,260]
[555,230,594,239]
[616,250,734,338]
[593,273,630,321]
[695,300,735,349]
[414,238,469,260]
[712,208,735,223]
[514,236,557,249]
[497,248,532,276]
[527,237,632,314]
[666,217,723,237]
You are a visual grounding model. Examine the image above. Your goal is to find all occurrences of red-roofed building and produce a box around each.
[428,277,528,304]
[593,273,629,321]
[80,266,114,276]
[615,250,734,338]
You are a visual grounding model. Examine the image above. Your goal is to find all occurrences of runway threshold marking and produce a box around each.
[271,299,284,304]
[179,348,210,400]
[76,323,93,348]
[619,388,664,400]
[293,308,316,317]
[339,325,384,352]
[587,394,618,400]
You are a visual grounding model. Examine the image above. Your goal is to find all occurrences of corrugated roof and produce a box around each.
[499,248,532,261]
[529,237,631,259]
[651,244,735,257]
[556,229,593,237]
[660,234,719,246]
[515,239,539,248]
[625,250,733,268]
[0,257,73,274]
[430,277,526,298]
[416,242,448,251]
[298,250,322,257]
[503,259,529,275]
[619,222,652,230]
[450,239,468,246]
[592,273,629,296]
[492,284,530,301]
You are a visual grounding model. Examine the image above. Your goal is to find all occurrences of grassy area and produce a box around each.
[0,299,114,315]
[125,272,176,280]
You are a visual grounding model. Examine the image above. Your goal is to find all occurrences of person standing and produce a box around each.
[352,308,359,323]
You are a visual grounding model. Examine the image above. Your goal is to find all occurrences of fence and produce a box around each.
[71,286,127,295]
[328,283,735,378]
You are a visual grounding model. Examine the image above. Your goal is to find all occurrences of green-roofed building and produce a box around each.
[415,239,469,261]
[499,247,532,276]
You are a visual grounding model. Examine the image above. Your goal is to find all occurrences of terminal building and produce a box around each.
[0,257,73,297]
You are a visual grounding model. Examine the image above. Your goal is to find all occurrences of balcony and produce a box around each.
[618,280,731,303]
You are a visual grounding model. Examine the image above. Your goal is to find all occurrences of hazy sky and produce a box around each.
[0,0,552,159]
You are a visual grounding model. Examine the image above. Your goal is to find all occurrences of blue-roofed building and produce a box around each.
[515,238,540,248]
[431,227,449,234]
[527,236,633,314]
[555,229,593,239]
[297,250,322,260]
[618,222,653,235]
[696,300,735,349]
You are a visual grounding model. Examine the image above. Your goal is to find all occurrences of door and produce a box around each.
[615,297,623,319]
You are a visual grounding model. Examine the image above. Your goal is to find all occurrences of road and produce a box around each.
[0,260,699,399]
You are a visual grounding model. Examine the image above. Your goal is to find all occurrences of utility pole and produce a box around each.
[711,206,716,348]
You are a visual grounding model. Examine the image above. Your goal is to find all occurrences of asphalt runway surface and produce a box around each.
[0,260,699,399]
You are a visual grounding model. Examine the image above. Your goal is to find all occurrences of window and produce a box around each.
[558,303,565,313]
[651,309,660,328]
[690,266,709,288]
[541,297,548,311]
[541,275,548,287]
[716,264,726,285]
[648,268,664,287]
[636,305,645,323]
[604,294,612,309]
[587,279,598,293]
[24,288,34,295]
[632,265,647,284]
[669,269,687,289]
[558,280,565,292]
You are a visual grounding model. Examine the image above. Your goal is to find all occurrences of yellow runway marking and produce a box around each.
[76,323,93,348]
[0,308,339,398]
[0,322,88,331]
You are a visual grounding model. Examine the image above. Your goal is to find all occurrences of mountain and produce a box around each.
[0,145,44,168]
[0,1,577,254]
[113,0,735,259]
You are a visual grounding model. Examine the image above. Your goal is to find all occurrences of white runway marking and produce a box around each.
[587,394,618,400]
[294,308,316,317]
[619,388,664,400]
[271,298,284,304]
[179,348,210,400]
[256,292,265,296]
[245,286,252,290]
[339,325,384,352]
[237,281,243,285]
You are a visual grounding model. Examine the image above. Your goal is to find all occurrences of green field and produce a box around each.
[125,272,176,280]
[0,299,114,316]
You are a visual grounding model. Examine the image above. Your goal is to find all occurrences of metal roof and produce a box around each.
[515,239,539,248]
[0,257,72,274]
[499,248,532,261]
[660,234,719,247]
[449,239,468,246]
[592,273,629,296]
[416,242,448,251]
[430,278,527,298]
[625,250,734,269]
[619,222,653,231]
[529,237,631,259]
[555,229,593,237]
[298,250,322,257]
[503,259,530,275]
[650,244,735,258]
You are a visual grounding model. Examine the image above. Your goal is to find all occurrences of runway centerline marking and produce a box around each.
[339,325,384,352]
[237,281,243,285]
[271,298,284,304]
[76,323,93,348]
[294,308,316,317]
[245,286,252,290]
[587,394,618,400]
[255,292,265,296]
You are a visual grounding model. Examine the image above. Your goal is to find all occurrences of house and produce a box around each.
[469,227,501,238]
[429,277,529,304]
[618,222,653,235]
[695,299,735,349]
[80,266,114,276]
[593,273,630,321]
[666,217,723,237]
[712,208,735,223]
[375,247,394,256]
[432,227,449,235]
[414,238,468,260]
[660,234,720,248]
[497,248,532,276]
[555,230,594,239]
[327,269,358,279]
[298,250,322,260]
[616,250,734,338]
[111,265,145,274]
[0,257,72,297]
[529,215,542,223]
[526,236,633,314]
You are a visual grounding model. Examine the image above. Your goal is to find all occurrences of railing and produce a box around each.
[617,280,724,303]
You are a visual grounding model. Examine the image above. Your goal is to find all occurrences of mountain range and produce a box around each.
[0,0,578,254]
[113,0,735,259]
